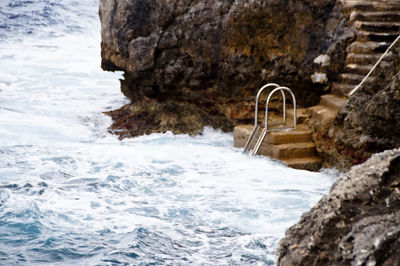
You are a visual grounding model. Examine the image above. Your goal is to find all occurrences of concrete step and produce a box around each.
[308,105,338,131]
[346,53,381,65]
[283,157,322,172]
[339,73,375,85]
[266,128,312,145]
[345,64,373,75]
[331,82,356,97]
[320,94,348,112]
[350,11,400,23]
[260,142,317,160]
[233,123,322,171]
[347,41,390,54]
[233,123,312,145]
[344,1,400,13]
[353,21,400,33]
[233,124,254,148]
[357,31,400,42]
[286,108,310,124]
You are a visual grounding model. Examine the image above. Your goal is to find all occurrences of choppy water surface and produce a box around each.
[0,0,337,265]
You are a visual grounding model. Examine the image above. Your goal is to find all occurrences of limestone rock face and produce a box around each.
[276,148,400,265]
[99,0,351,138]
[319,45,400,170]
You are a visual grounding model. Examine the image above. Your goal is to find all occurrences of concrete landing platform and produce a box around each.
[234,125,322,171]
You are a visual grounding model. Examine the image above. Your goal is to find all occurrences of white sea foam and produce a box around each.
[0,0,338,264]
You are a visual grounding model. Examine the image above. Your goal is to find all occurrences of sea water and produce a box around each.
[0,0,337,265]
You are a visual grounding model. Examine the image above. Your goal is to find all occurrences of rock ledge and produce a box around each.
[276,148,400,265]
[99,0,351,138]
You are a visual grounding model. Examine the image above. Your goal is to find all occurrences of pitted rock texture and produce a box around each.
[99,0,352,138]
[276,148,400,265]
[317,44,400,170]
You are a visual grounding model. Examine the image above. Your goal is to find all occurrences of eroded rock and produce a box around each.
[317,44,400,170]
[276,148,400,265]
[99,0,351,137]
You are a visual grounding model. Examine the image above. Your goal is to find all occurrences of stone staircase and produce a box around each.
[309,0,400,130]
[233,0,400,171]
[234,109,322,171]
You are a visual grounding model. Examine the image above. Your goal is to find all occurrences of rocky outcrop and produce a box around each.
[276,148,400,265]
[315,43,400,170]
[303,0,400,171]
[99,0,353,138]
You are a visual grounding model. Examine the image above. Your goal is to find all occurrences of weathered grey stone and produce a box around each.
[311,72,328,84]
[99,0,351,138]
[128,33,159,72]
[318,44,400,170]
[276,148,400,265]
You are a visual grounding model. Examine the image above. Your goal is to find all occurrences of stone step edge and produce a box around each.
[320,94,348,112]
[344,2,400,12]
[350,11,400,21]
[345,64,374,75]
[339,73,375,85]
[267,130,313,145]
[261,142,317,160]
[282,157,322,171]
[331,82,356,97]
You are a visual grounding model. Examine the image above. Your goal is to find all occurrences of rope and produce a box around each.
[348,34,400,96]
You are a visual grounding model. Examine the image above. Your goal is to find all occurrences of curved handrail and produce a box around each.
[244,83,297,155]
[251,86,297,156]
[254,83,286,126]
[265,86,296,131]
[244,83,280,153]
[348,34,400,96]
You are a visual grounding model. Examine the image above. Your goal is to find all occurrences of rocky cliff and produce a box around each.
[99,2,400,263]
[99,0,352,138]
[315,44,400,170]
[276,148,400,265]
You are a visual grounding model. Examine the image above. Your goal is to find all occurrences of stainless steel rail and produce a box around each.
[253,83,287,127]
[348,34,400,97]
[251,86,297,155]
[243,83,280,153]
[265,87,296,132]
[243,83,297,155]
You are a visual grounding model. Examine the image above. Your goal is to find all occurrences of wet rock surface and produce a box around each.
[99,0,351,137]
[276,148,400,265]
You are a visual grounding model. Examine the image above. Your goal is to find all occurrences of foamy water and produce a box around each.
[0,1,337,264]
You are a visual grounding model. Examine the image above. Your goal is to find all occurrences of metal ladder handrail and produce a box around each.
[244,83,280,152]
[265,87,296,131]
[251,86,297,155]
[348,34,400,97]
[253,83,287,126]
